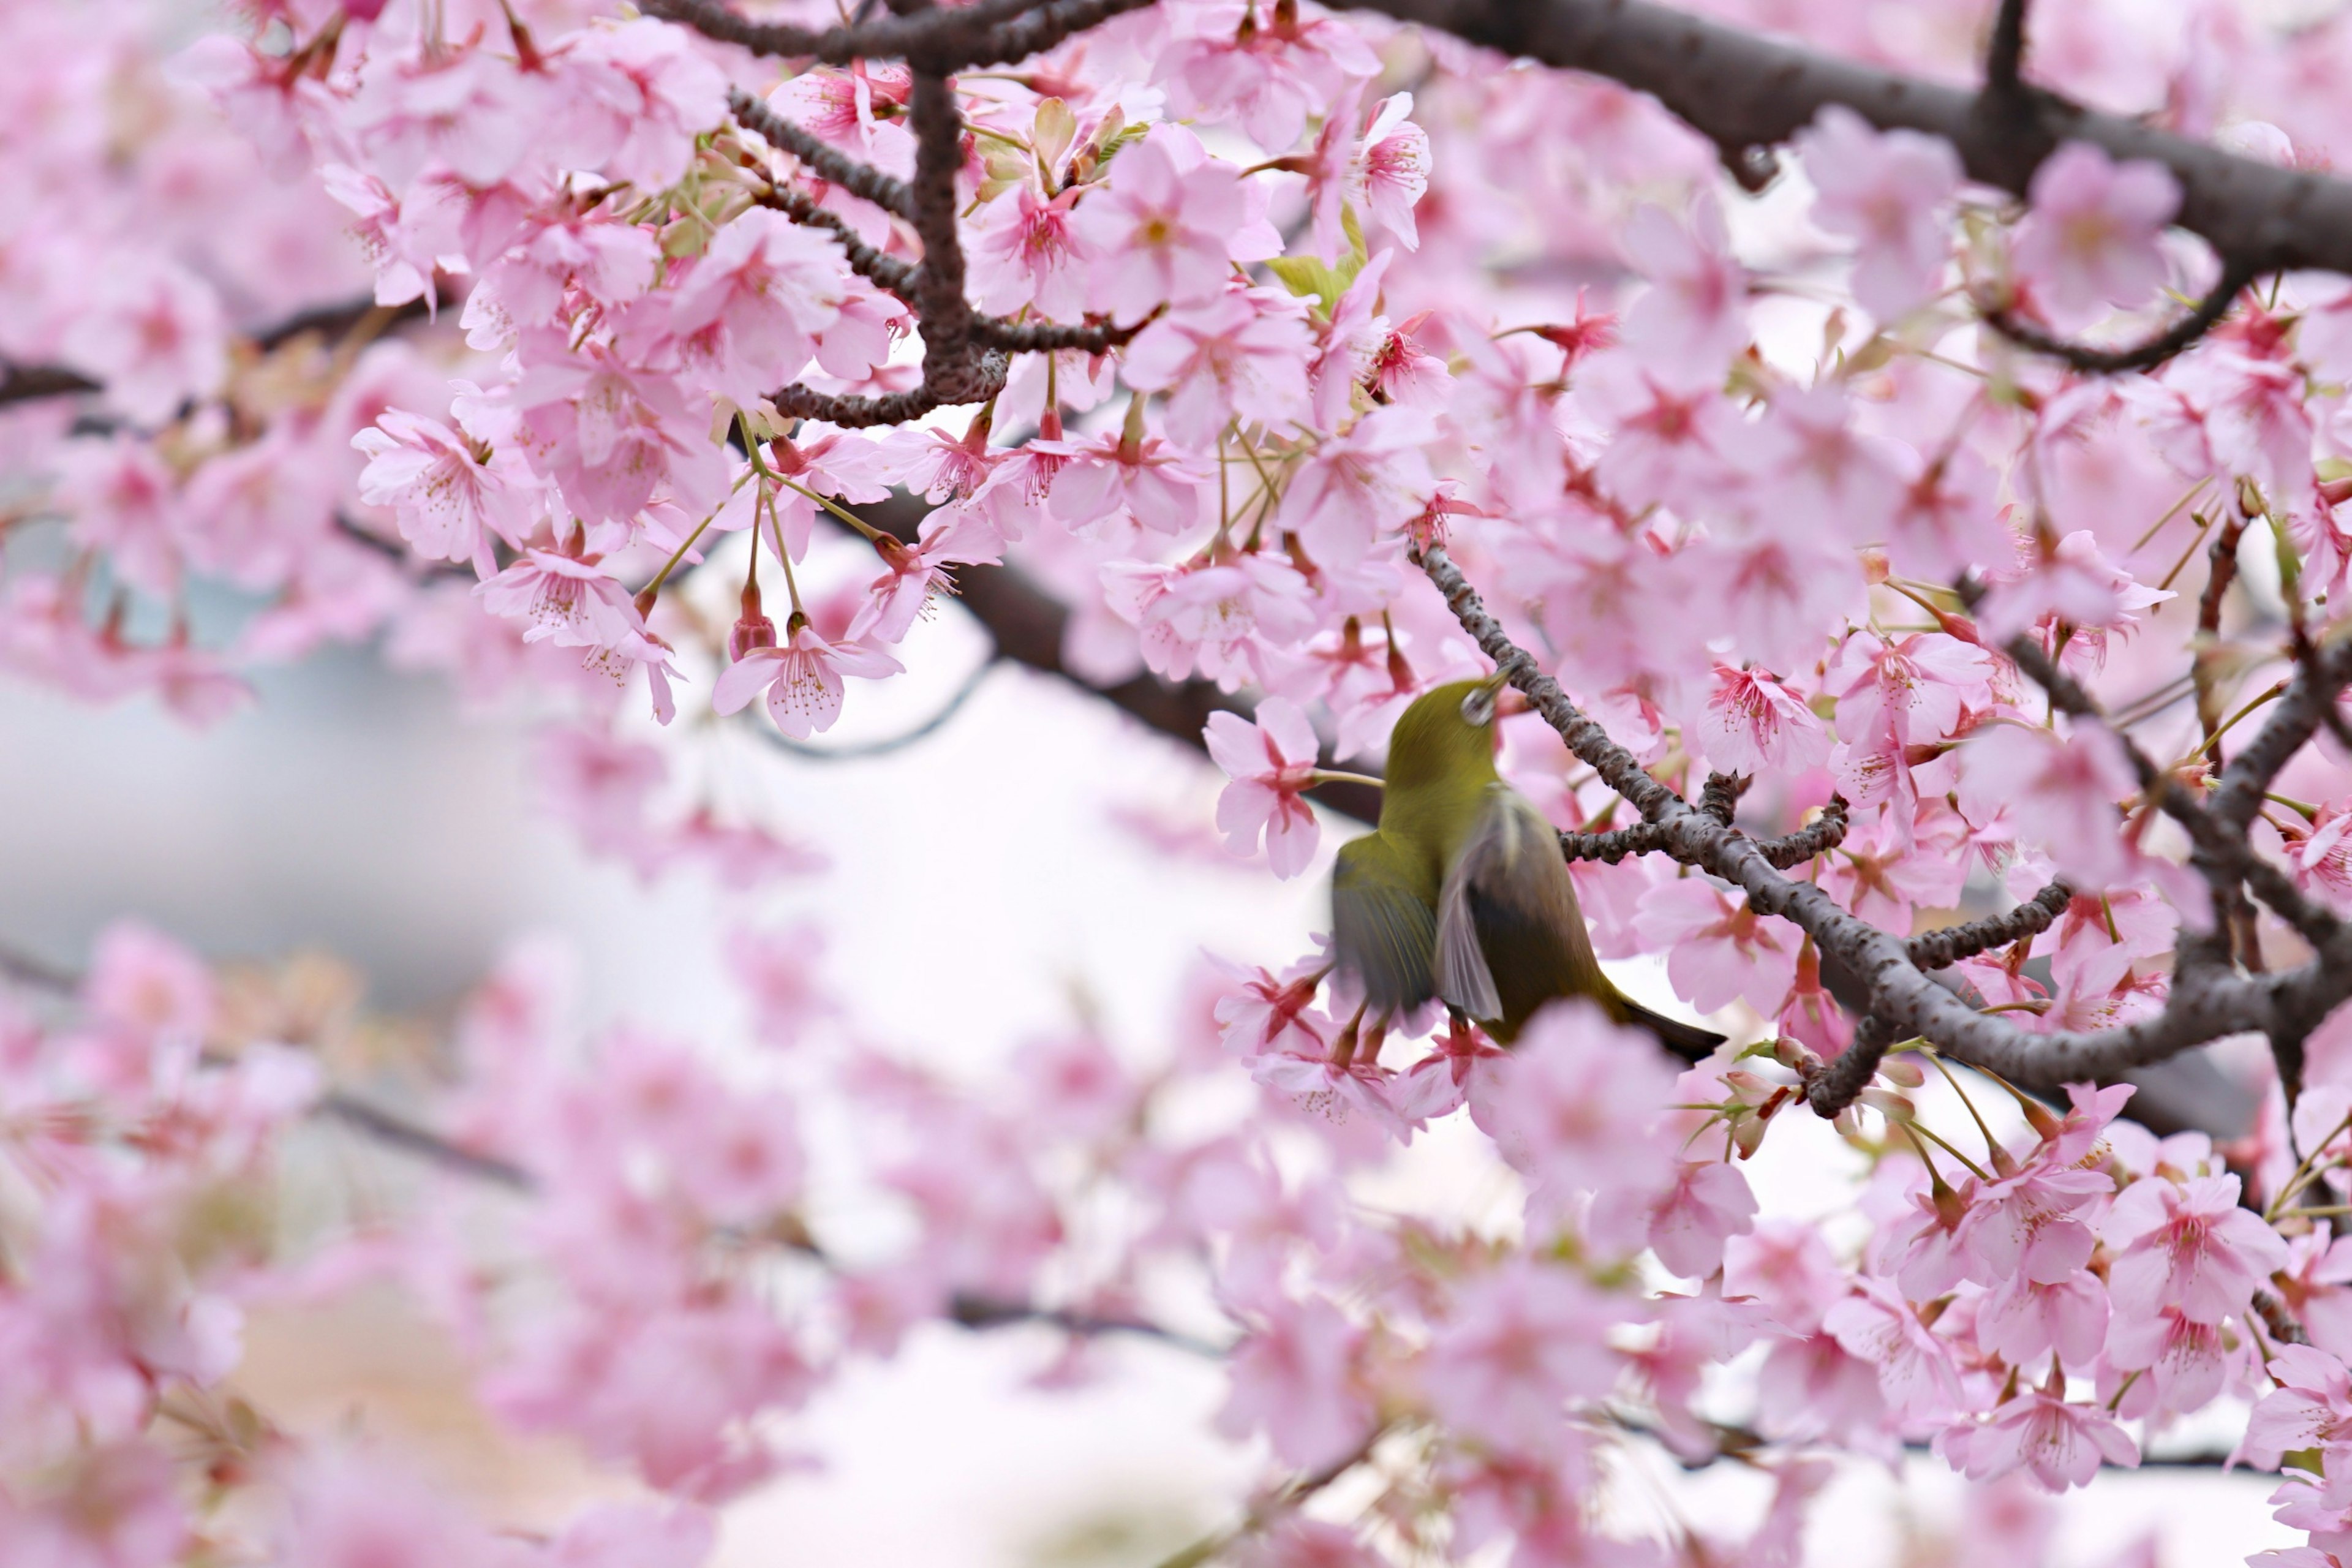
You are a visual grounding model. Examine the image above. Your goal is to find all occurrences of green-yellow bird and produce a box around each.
[1331,675,1725,1060]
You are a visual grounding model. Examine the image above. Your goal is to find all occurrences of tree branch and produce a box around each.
[1983,265,2254,375]
[1909,880,2073,970]
[727,86,914,217]
[752,185,921,298]
[1336,0,2352,285]
[644,0,1154,70]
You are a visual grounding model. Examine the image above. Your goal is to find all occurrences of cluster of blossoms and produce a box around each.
[24,0,2352,1561]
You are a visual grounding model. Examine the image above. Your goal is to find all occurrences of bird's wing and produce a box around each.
[1436,784,1594,1030]
[1332,833,1438,1017]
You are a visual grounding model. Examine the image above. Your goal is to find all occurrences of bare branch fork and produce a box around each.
[1414,543,2352,1107]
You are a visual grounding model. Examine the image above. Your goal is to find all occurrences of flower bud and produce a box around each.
[730,580,777,661]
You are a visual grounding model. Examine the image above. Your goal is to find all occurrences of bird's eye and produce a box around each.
[1460,687,1496,725]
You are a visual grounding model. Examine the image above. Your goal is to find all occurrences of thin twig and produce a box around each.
[1983,266,2253,375]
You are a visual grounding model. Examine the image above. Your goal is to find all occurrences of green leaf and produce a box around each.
[1265,254,1349,314]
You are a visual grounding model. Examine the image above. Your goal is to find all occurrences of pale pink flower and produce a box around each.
[353,409,537,577]
[850,503,1004,644]
[1351,93,1431,250]
[650,209,848,404]
[477,548,640,653]
[1977,1268,2110,1369]
[349,44,551,189]
[1156,0,1379,156]
[1821,1278,1964,1422]
[268,1448,505,1568]
[1631,876,1799,1016]
[480,213,661,336]
[1616,197,1748,390]
[726,924,832,1046]
[1120,290,1316,451]
[320,164,466,310]
[1649,1160,1758,1279]
[83,921,213,1049]
[1300,91,1430,259]
[1468,999,1681,1225]
[1883,445,2008,580]
[731,429,892,560]
[1012,1031,1137,1139]
[549,17,730,191]
[1216,1294,1373,1472]
[2103,1303,2228,1419]
[0,1439,188,1568]
[1958,1160,2113,1286]
[1204,698,1323,878]
[970,186,1090,319]
[2102,1172,2290,1325]
[1956,722,2140,891]
[1044,422,1210,536]
[2012,142,2182,328]
[55,437,183,598]
[2160,349,2314,506]
[713,622,904,739]
[2289,802,2352,914]
[58,261,227,426]
[1745,380,1905,547]
[1210,952,1334,1060]
[1695,663,1831,776]
[1277,404,1438,568]
[1795,105,1962,321]
[1129,556,1317,687]
[667,1091,805,1226]
[1074,125,1281,319]
[1575,348,1744,517]
[2244,1344,2352,1469]
[513,337,729,524]
[1419,1257,1622,1457]
[1941,1387,2139,1490]
[1250,1045,1402,1140]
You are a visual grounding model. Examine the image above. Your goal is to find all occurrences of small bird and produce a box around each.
[1331,674,1725,1060]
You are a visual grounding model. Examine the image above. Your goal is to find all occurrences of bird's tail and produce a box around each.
[1619,998,1727,1063]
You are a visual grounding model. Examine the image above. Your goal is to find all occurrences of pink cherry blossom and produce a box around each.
[1072,125,1281,320]
[712,620,904,739]
[1616,197,1748,390]
[1956,722,2141,891]
[2103,1172,2291,1325]
[1469,1000,1681,1227]
[1204,698,1324,878]
[2012,142,2183,328]
[1217,1294,1373,1472]
[970,187,1091,320]
[1695,663,1831,776]
[1419,1257,1621,1457]
[1120,290,1316,451]
[58,261,227,427]
[1941,1385,2139,1491]
[353,409,537,577]
[1795,105,1962,321]
[1648,1159,1758,1279]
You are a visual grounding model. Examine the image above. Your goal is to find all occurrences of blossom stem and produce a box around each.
[778,473,889,543]
[635,509,722,611]
[1906,1121,1993,1183]
[1917,1049,2002,1160]
[2132,476,2216,553]
[2264,1109,2352,1220]
[2178,680,2291,764]
[1308,770,1385,789]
